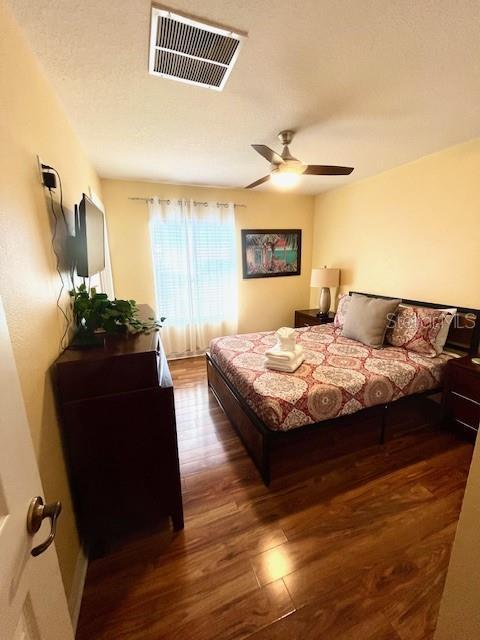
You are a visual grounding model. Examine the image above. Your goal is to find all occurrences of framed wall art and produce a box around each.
[241,229,301,279]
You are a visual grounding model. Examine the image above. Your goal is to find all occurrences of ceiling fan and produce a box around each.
[245,130,354,189]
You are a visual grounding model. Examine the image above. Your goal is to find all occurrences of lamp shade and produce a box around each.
[310,267,340,288]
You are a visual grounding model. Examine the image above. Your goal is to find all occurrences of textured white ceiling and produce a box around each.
[8,0,480,194]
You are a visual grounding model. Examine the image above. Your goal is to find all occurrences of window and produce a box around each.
[150,199,237,358]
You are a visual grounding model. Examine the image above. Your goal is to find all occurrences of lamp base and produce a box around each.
[317,287,331,317]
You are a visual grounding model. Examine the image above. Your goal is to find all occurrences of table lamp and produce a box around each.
[310,267,340,317]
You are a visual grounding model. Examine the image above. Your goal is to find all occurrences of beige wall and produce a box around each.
[101,179,315,333]
[434,436,480,639]
[311,138,480,310]
[0,0,101,600]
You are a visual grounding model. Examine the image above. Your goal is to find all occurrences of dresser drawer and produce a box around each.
[294,311,334,328]
[295,312,317,328]
[56,352,159,402]
[449,368,480,402]
[448,391,480,431]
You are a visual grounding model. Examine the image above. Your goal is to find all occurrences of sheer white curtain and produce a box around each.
[149,198,238,358]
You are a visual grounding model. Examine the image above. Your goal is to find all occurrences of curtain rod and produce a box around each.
[128,196,246,208]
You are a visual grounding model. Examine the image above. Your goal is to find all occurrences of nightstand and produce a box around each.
[443,356,480,438]
[294,309,335,328]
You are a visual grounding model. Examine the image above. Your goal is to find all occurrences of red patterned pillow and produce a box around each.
[385,306,447,357]
[333,294,351,328]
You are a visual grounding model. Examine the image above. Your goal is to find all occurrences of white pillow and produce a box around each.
[434,307,457,354]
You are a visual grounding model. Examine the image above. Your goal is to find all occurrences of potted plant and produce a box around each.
[70,284,165,347]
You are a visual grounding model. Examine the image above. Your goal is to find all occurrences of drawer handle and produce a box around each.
[451,391,480,407]
[455,418,479,432]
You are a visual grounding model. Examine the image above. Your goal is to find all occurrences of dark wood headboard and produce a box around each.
[349,291,480,356]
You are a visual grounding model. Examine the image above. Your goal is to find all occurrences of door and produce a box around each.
[0,298,73,640]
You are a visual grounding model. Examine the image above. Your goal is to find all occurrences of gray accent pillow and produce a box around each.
[342,294,401,348]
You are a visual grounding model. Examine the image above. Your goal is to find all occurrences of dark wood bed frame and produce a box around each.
[206,292,480,485]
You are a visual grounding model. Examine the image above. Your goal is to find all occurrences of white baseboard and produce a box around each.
[68,548,88,633]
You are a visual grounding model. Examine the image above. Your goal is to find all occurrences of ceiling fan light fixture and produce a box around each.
[245,130,354,189]
[270,170,301,188]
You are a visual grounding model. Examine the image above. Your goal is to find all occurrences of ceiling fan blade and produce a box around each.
[245,175,270,189]
[252,144,283,165]
[303,165,354,176]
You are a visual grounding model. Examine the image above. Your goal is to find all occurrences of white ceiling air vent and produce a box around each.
[149,7,245,91]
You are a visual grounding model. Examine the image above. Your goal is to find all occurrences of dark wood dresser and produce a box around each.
[54,307,183,556]
[443,356,480,439]
[294,309,335,328]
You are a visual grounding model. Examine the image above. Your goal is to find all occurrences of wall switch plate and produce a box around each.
[36,154,44,184]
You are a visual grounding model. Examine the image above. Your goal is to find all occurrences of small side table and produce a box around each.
[443,355,480,439]
[294,309,335,328]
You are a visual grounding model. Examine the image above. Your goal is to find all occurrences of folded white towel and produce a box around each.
[275,327,296,352]
[265,344,304,361]
[276,326,295,341]
[265,353,305,373]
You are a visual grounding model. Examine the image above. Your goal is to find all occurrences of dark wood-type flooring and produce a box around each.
[77,356,473,640]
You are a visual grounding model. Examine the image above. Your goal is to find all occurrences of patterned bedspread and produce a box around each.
[209,324,452,432]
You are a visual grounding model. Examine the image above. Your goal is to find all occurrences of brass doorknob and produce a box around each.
[26,496,62,557]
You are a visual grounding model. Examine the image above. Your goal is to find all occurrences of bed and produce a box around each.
[206,292,480,485]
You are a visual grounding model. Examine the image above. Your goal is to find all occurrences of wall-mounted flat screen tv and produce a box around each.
[75,194,105,277]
